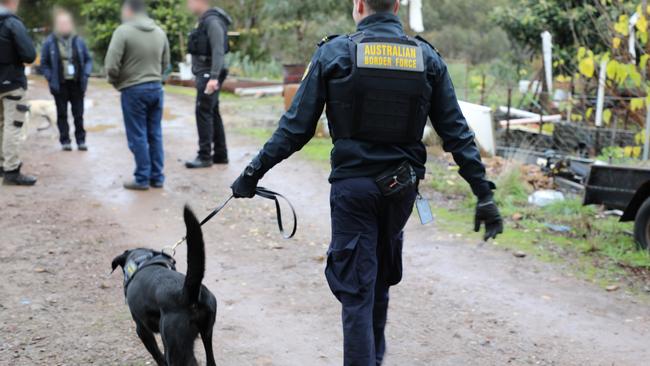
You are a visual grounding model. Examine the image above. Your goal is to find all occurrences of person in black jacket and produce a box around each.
[0,0,37,186]
[231,0,503,364]
[41,8,93,151]
[185,0,232,168]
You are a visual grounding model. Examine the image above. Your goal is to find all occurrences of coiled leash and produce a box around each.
[163,187,297,257]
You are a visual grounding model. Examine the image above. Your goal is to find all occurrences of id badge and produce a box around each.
[416,196,434,225]
[67,64,75,76]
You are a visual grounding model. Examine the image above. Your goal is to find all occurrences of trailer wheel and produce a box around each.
[633,197,650,250]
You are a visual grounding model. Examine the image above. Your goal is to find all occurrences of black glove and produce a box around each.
[474,195,503,241]
[231,162,262,198]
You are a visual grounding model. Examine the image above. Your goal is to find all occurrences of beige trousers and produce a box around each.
[0,88,27,171]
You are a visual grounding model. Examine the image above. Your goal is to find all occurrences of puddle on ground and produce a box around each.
[163,107,179,121]
[86,124,117,133]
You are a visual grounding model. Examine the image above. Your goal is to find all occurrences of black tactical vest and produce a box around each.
[188,8,230,57]
[326,32,432,144]
[0,15,18,64]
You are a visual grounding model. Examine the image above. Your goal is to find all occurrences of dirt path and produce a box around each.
[1,78,649,366]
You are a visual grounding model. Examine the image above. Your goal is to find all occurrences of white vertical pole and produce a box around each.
[541,31,554,97]
[595,59,608,128]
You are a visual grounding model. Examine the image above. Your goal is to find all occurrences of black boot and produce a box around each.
[0,167,3,177]
[3,166,37,186]
[185,157,213,169]
[213,155,229,165]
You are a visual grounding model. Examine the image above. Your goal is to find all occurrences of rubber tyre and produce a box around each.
[633,197,650,250]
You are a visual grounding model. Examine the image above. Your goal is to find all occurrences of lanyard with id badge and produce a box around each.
[416,194,434,225]
[67,63,76,77]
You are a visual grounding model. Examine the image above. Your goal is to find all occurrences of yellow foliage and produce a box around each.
[603,109,612,125]
[613,37,621,49]
[641,54,650,69]
[637,16,648,33]
[615,15,629,36]
[631,98,645,112]
[578,57,595,78]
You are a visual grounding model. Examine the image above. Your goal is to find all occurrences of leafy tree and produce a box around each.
[19,0,85,30]
[82,0,192,65]
[491,0,636,71]
[422,0,512,64]
[262,0,352,63]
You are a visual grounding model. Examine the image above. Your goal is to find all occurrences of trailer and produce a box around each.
[584,164,650,250]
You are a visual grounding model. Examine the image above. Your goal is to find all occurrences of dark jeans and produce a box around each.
[53,80,85,145]
[195,75,227,161]
[120,82,164,185]
[326,177,417,366]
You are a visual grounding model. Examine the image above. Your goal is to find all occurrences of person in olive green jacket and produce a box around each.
[105,0,170,190]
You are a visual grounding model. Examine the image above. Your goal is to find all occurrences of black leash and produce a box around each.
[164,188,297,256]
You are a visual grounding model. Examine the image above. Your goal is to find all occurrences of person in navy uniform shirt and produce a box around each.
[232,1,503,364]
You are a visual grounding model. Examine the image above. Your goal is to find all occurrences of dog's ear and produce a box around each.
[111,251,130,274]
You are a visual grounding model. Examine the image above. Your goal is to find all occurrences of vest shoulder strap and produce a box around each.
[318,34,341,47]
[415,35,441,57]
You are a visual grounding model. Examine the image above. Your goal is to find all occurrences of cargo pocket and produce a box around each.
[325,233,364,301]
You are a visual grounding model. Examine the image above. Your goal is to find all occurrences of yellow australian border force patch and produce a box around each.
[357,42,424,72]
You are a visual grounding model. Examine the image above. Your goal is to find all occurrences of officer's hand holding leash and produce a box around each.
[474,195,504,241]
[231,161,262,198]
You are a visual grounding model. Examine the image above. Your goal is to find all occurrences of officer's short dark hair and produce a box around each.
[123,0,147,13]
[366,0,397,13]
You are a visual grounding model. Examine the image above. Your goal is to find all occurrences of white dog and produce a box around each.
[21,99,56,141]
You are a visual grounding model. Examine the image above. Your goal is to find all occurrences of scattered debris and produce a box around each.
[34,267,49,273]
[513,251,527,258]
[545,223,571,233]
[605,285,620,292]
[603,210,623,217]
[528,190,565,207]
[512,213,523,221]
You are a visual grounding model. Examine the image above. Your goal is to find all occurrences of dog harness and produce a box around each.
[123,252,176,295]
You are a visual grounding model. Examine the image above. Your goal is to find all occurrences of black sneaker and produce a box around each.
[123,181,149,191]
[213,155,229,165]
[185,158,213,169]
[3,166,37,186]
[62,143,73,151]
[78,143,88,151]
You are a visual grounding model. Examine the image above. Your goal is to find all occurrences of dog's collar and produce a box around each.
[123,252,176,295]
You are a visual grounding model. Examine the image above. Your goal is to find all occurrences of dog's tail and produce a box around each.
[183,205,206,305]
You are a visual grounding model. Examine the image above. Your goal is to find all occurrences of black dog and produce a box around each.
[111,206,217,366]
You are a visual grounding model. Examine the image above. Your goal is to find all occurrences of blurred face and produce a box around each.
[3,0,20,12]
[121,4,134,22]
[54,13,74,36]
[187,0,208,16]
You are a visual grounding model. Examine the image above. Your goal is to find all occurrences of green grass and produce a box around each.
[164,84,239,100]
[235,127,332,164]
[428,161,650,288]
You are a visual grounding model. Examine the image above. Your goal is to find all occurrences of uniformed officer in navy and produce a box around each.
[231,0,503,364]
[185,0,232,168]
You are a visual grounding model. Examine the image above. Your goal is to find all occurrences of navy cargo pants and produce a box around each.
[326,177,417,366]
